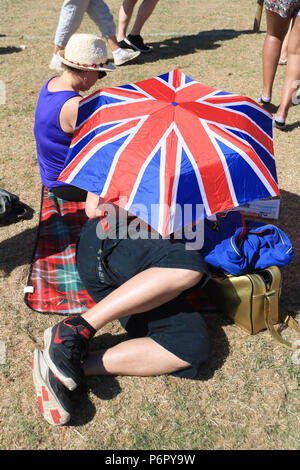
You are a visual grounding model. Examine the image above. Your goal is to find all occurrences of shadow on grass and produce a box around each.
[70,373,123,427]
[284,119,300,132]
[70,333,127,426]
[0,225,38,276]
[275,189,300,306]
[0,46,24,55]
[135,29,255,64]
[197,310,231,381]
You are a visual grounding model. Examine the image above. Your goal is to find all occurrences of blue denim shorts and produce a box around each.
[76,217,210,378]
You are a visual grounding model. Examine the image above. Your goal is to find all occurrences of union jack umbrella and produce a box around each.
[59,69,279,236]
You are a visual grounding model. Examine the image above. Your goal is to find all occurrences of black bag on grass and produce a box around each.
[0,187,32,225]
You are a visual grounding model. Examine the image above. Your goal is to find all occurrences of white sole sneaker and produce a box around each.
[114,49,140,66]
[32,349,71,426]
[49,54,63,71]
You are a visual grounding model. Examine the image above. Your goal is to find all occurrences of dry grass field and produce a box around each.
[0,0,299,451]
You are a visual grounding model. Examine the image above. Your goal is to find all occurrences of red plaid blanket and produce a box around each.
[25,187,96,315]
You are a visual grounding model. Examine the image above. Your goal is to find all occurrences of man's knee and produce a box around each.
[175,269,203,291]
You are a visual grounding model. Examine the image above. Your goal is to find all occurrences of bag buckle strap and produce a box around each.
[264,294,300,350]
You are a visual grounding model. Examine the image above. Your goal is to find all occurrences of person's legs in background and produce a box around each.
[278,19,293,64]
[275,15,300,126]
[117,0,159,52]
[129,0,159,36]
[87,0,141,65]
[50,0,89,70]
[117,0,138,43]
[259,10,290,103]
[50,0,140,71]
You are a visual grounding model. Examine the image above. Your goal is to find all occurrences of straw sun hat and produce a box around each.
[58,33,116,72]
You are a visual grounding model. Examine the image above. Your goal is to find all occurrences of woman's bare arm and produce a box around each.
[59,96,82,134]
[85,191,105,218]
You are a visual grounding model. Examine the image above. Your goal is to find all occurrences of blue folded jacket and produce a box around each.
[196,211,245,256]
[204,224,294,275]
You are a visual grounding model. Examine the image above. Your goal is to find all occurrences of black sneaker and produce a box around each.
[32,349,72,426]
[43,316,96,391]
[118,39,135,51]
[125,34,151,53]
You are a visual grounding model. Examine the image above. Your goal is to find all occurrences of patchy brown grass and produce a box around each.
[0,0,299,450]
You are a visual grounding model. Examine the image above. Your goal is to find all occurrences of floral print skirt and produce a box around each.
[264,0,300,17]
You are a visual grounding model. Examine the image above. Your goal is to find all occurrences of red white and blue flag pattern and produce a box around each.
[59,69,279,236]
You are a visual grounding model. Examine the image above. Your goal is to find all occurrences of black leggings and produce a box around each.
[51,185,87,202]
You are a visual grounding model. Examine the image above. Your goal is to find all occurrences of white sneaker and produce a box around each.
[113,48,140,66]
[49,53,63,71]
[32,349,71,426]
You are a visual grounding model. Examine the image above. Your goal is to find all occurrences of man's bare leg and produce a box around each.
[83,337,191,377]
[81,267,202,331]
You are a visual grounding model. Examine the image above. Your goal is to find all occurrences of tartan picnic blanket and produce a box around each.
[24,186,96,315]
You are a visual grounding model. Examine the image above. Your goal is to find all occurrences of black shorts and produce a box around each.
[51,185,87,202]
[76,217,210,378]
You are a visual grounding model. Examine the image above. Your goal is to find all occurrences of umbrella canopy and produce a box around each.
[59,69,279,236]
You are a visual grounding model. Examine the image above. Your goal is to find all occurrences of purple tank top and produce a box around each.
[34,77,81,190]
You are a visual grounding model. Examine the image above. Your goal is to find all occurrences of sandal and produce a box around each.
[278,58,287,65]
[273,118,286,130]
[258,96,272,107]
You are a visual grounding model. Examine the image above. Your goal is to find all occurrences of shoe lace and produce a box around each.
[64,334,89,368]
